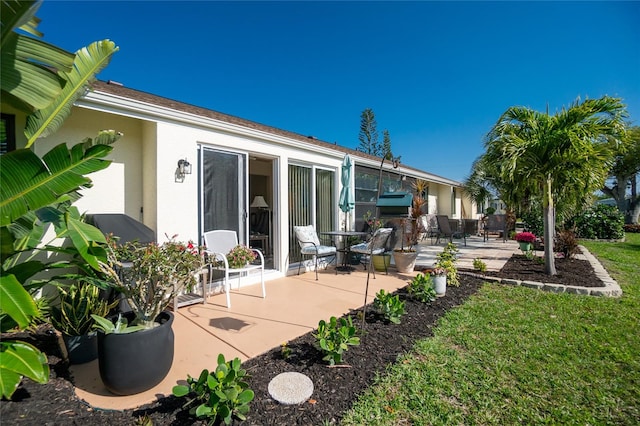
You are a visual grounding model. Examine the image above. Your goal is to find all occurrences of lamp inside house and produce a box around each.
[250,195,271,254]
[250,195,269,209]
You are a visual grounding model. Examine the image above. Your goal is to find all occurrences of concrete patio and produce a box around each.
[70,235,519,410]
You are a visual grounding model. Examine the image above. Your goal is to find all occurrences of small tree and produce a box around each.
[482,96,627,275]
[357,108,380,156]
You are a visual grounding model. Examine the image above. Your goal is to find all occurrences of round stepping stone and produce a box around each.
[268,372,314,405]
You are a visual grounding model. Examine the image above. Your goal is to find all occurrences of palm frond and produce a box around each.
[24,39,119,146]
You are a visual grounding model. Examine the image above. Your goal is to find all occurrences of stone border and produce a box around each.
[460,245,622,297]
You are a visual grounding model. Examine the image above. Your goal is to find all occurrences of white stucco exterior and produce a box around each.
[10,81,467,280]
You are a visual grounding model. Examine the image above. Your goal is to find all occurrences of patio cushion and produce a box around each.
[293,225,321,249]
[350,228,392,256]
[300,245,336,255]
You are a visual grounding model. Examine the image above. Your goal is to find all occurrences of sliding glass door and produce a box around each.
[200,147,248,243]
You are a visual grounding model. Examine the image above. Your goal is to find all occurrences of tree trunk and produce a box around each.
[630,174,638,224]
[629,197,640,224]
[543,177,557,275]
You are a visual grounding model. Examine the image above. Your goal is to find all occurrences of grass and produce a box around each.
[341,233,640,425]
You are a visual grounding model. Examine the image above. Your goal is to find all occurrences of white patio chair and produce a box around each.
[349,228,393,278]
[293,225,337,280]
[203,230,265,308]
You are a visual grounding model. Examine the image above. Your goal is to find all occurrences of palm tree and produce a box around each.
[482,96,627,275]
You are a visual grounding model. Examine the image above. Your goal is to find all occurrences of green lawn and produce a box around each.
[341,233,640,425]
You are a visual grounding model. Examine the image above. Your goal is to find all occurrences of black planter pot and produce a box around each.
[63,332,98,365]
[97,311,174,396]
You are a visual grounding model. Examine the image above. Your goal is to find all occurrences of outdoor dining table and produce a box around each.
[319,230,369,272]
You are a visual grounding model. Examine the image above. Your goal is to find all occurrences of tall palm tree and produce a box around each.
[482,96,627,275]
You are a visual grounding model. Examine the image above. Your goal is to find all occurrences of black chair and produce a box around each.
[435,215,466,246]
[483,214,507,242]
[350,228,393,278]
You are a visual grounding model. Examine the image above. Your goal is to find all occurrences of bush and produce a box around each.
[521,210,544,237]
[373,289,406,324]
[172,354,254,425]
[435,243,459,287]
[407,273,437,303]
[555,229,580,258]
[313,316,360,365]
[624,223,640,233]
[472,258,487,273]
[572,204,624,240]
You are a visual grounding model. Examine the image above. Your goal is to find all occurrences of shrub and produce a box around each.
[572,204,624,240]
[407,273,437,303]
[313,316,360,365]
[555,229,580,258]
[624,223,640,233]
[172,354,254,425]
[435,243,460,287]
[373,289,406,324]
[472,258,487,273]
[521,209,544,236]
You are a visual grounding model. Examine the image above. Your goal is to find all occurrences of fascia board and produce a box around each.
[78,91,462,187]
[77,91,343,159]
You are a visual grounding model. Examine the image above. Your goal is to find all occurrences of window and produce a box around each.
[1,114,16,155]
[353,165,406,231]
[451,188,457,215]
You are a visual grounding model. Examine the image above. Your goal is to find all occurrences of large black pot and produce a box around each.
[97,311,174,395]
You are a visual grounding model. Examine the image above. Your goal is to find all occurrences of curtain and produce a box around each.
[288,165,312,262]
[288,165,335,262]
[316,168,334,244]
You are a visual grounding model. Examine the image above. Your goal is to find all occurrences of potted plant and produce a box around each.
[434,242,459,287]
[364,211,390,271]
[428,267,448,297]
[515,231,536,253]
[392,180,428,273]
[226,244,258,269]
[49,283,114,364]
[92,235,205,395]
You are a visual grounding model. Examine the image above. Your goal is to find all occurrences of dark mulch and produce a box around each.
[0,252,604,425]
[461,253,604,288]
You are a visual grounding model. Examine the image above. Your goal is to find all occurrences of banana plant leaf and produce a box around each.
[0,340,50,399]
[0,0,75,113]
[25,39,119,145]
[0,140,114,227]
[0,275,39,331]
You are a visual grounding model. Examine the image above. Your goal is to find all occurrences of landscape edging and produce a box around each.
[460,245,622,297]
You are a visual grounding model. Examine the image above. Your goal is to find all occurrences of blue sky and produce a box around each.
[38,1,639,182]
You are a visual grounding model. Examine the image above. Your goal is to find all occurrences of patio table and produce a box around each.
[319,230,368,272]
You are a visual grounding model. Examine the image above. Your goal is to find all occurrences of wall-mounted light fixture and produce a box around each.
[175,158,192,183]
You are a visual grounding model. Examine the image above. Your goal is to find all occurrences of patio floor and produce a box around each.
[70,235,519,410]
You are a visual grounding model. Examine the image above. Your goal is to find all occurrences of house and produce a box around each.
[2,80,471,286]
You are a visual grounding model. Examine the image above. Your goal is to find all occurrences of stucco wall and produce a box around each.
[33,108,144,220]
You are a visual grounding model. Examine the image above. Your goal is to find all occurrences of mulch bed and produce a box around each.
[461,253,604,288]
[0,252,604,425]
